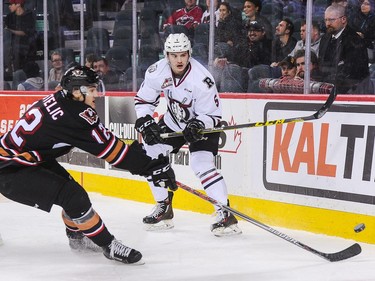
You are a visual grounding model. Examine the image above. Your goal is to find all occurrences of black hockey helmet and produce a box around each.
[60,65,105,97]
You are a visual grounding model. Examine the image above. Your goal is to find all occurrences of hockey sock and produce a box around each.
[190,151,228,209]
[63,208,113,247]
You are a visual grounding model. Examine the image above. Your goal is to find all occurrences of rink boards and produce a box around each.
[1,91,375,243]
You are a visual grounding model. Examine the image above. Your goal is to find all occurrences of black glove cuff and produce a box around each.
[135,115,155,133]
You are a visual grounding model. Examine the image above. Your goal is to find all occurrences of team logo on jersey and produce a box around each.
[177,15,194,26]
[161,77,173,89]
[169,97,192,123]
[148,63,157,73]
[79,108,98,125]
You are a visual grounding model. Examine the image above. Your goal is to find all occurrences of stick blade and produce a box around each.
[324,243,362,262]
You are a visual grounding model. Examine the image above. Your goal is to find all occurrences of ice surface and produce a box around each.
[1,193,375,281]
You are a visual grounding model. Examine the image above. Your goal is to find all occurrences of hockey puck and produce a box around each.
[354,223,365,233]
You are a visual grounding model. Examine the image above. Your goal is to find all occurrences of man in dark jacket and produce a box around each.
[271,18,297,65]
[4,0,37,71]
[319,4,369,93]
[236,21,272,68]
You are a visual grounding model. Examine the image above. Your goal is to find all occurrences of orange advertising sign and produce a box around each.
[0,94,45,135]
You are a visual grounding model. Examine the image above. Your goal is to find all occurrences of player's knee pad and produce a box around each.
[55,180,92,219]
[190,151,216,176]
[71,206,98,226]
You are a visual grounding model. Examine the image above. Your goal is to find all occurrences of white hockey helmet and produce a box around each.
[163,33,193,57]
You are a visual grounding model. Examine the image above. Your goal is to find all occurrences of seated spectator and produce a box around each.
[201,0,220,26]
[293,49,322,80]
[242,0,273,40]
[247,56,293,93]
[17,61,44,91]
[85,53,97,69]
[278,56,297,78]
[163,0,203,35]
[236,21,272,68]
[214,42,234,69]
[215,2,244,48]
[289,20,322,57]
[93,57,121,90]
[48,51,64,83]
[271,18,298,65]
[327,0,360,28]
[350,0,375,49]
[283,0,306,18]
[212,42,234,78]
[212,42,247,92]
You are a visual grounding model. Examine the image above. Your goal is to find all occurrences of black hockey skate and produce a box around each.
[103,239,143,265]
[66,229,102,252]
[211,209,242,237]
[143,191,174,231]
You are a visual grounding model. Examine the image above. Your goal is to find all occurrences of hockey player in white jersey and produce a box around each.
[134,33,241,236]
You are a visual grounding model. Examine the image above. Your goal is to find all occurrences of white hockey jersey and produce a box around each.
[135,58,222,132]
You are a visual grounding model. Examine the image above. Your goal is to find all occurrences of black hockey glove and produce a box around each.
[142,154,178,191]
[183,119,205,143]
[135,115,164,145]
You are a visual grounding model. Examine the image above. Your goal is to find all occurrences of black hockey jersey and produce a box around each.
[0,92,137,171]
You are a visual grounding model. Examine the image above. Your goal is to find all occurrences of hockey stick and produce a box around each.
[176,181,361,262]
[160,82,337,139]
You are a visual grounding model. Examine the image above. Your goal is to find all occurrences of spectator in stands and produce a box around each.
[283,0,306,18]
[293,49,322,80]
[350,0,375,49]
[212,43,234,74]
[247,56,294,93]
[48,51,64,83]
[47,0,75,50]
[289,20,322,57]
[93,57,121,90]
[212,42,246,92]
[17,61,44,91]
[246,18,297,93]
[319,4,369,93]
[242,0,273,40]
[236,20,272,68]
[201,0,220,26]
[278,56,297,78]
[330,0,358,22]
[215,2,244,47]
[271,18,297,66]
[163,0,203,32]
[85,53,97,69]
[4,0,37,71]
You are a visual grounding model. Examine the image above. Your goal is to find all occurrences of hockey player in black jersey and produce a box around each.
[0,65,178,265]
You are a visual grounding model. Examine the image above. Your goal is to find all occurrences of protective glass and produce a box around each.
[97,79,106,97]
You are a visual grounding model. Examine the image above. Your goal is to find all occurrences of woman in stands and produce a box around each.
[215,2,244,48]
[243,0,273,40]
[350,0,375,49]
